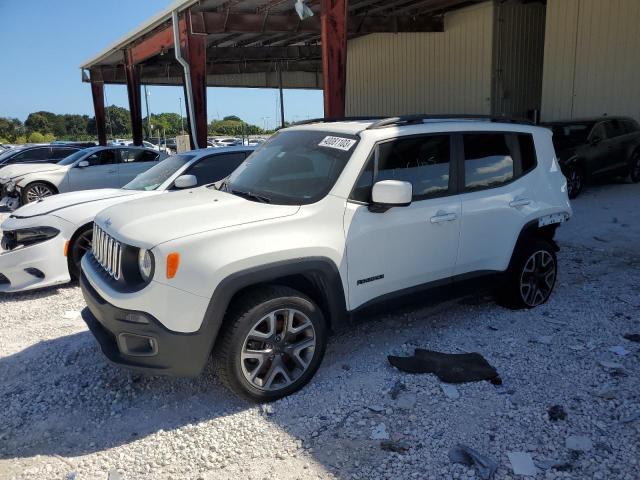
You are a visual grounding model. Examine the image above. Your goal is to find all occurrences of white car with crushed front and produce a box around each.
[0,146,167,208]
[79,116,572,402]
[0,147,253,292]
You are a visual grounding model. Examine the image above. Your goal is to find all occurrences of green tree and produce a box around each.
[144,113,185,136]
[24,111,67,136]
[208,116,264,136]
[62,114,90,138]
[27,131,46,143]
[0,117,24,142]
[87,105,131,138]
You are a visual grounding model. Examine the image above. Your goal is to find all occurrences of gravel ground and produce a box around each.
[1,181,639,480]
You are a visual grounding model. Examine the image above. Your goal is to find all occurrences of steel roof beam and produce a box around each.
[190,11,443,34]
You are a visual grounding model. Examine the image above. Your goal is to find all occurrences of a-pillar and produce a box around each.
[321,0,348,119]
[124,49,144,146]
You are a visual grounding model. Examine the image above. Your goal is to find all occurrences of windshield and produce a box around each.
[123,154,195,191]
[548,123,594,149]
[57,147,98,166]
[224,130,359,205]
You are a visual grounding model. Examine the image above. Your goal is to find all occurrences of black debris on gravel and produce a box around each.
[388,349,500,384]
[548,405,567,421]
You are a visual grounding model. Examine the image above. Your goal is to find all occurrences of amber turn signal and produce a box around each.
[166,252,180,279]
[64,241,70,257]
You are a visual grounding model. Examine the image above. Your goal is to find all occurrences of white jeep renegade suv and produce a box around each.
[80,116,572,401]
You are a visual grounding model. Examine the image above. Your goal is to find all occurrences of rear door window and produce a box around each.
[462,133,514,191]
[461,132,537,191]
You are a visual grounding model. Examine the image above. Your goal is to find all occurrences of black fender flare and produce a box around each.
[193,257,348,373]
[507,219,560,270]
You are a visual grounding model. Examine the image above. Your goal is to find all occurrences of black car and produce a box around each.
[0,144,84,167]
[544,117,640,198]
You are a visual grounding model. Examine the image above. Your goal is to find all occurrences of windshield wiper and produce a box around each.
[230,189,271,203]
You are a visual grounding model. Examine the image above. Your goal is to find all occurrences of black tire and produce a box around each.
[213,285,327,402]
[628,151,640,183]
[67,225,93,280]
[566,164,584,199]
[497,239,558,310]
[21,182,57,204]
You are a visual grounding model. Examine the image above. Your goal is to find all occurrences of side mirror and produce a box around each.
[370,180,412,212]
[590,135,602,145]
[77,160,89,168]
[174,174,197,189]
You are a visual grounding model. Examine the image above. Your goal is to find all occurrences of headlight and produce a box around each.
[1,226,60,250]
[5,181,16,192]
[137,249,154,282]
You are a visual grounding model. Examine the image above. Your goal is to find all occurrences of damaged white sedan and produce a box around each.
[0,147,252,292]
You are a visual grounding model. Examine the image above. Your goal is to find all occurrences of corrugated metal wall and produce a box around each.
[541,0,640,122]
[345,2,494,117]
[492,0,546,118]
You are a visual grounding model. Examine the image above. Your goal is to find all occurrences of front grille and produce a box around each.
[92,224,122,280]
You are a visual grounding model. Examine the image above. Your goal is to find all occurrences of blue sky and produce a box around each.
[0,0,323,129]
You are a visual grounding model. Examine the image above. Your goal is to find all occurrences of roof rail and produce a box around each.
[366,114,535,130]
[291,116,385,126]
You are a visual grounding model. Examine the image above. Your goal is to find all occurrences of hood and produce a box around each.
[10,189,139,219]
[0,163,67,180]
[95,187,300,248]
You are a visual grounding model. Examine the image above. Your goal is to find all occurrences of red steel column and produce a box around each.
[90,79,107,146]
[321,0,348,119]
[124,49,144,146]
[183,12,208,149]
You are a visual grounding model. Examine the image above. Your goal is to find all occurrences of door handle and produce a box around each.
[108,169,117,174]
[509,199,531,208]
[430,213,457,224]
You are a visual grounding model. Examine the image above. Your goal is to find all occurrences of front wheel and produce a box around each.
[629,151,640,183]
[68,226,93,280]
[214,286,327,402]
[21,182,57,204]
[497,239,558,310]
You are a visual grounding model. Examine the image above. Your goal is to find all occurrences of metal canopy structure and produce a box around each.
[81,0,483,147]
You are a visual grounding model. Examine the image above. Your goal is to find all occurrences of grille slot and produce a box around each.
[92,224,122,280]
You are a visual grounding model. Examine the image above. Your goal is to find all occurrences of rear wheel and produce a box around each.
[22,182,57,204]
[214,286,327,402]
[566,165,584,199]
[629,151,640,183]
[68,226,93,280]
[497,239,557,309]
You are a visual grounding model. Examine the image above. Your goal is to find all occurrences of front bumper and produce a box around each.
[0,234,70,292]
[80,271,214,377]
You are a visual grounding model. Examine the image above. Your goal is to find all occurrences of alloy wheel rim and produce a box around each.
[633,155,640,180]
[520,250,556,307]
[241,308,316,391]
[568,170,581,196]
[26,185,53,203]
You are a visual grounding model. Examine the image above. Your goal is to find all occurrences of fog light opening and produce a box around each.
[118,333,158,357]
